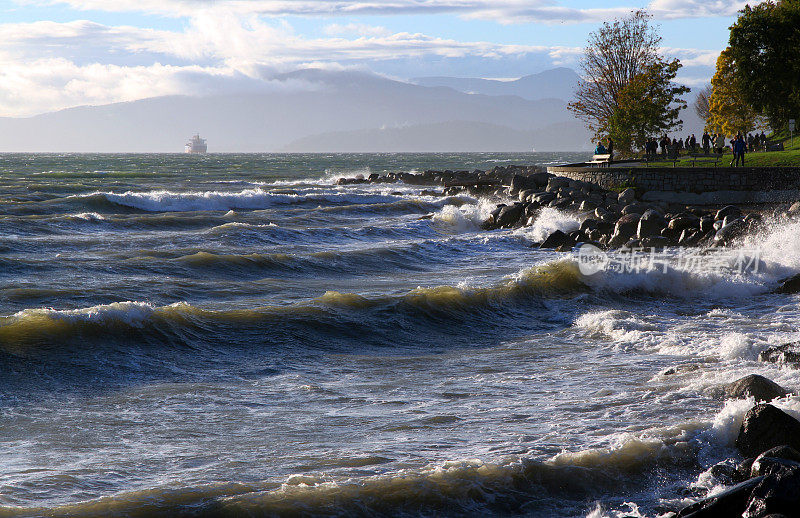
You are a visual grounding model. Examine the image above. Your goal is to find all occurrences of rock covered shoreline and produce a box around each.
[336,165,800,516]
[340,165,776,251]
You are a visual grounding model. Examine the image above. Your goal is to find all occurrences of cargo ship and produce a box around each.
[185,134,207,154]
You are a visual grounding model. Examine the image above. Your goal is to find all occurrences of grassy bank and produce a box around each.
[641,130,800,168]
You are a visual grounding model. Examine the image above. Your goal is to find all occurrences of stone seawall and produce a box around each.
[546,166,800,193]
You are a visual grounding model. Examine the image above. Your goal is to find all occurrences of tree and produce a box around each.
[728,0,800,130]
[568,10,689,153]
[707,48,762,135]
[694,84,712,124]
[607,60,689,151]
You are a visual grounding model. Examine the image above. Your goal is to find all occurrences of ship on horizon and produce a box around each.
[185,134,207,154]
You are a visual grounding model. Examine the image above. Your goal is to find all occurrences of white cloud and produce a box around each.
[20,0,749,23]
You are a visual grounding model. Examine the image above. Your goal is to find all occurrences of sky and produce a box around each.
[0,0,747,117]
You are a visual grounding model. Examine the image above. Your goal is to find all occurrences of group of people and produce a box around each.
[641,131,768,162]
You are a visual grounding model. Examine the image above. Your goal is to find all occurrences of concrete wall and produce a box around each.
[546,166,800,193]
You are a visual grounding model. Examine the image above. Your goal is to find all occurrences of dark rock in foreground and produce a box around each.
[736,404,800,458]
[676,476,764,517]
[725,375,790,402]
[775,274,800,294]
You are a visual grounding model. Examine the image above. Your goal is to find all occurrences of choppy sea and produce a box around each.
[2,152,800,517]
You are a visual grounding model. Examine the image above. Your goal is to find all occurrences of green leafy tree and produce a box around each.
[568,10,689,153]
[607,60,689,151]
[728,0,800,130]
[707,48,762,136]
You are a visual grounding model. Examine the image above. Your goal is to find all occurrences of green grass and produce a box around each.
[641,130,800,167]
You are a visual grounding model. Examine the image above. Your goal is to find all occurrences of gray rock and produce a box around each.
[622,202,649,215]
[518,188,537,203]
[759,342,800,366]
[668,215,701,233]
[495,203,524,228]
[714,218,746,245]
[640,236,670,249]
[789,201,800,214]
[676,476,763,517]
[744,463,800,518]
[700,216,716,234]
[546,177,570,192]
[614,213,641,240]
[638,209,668,239]
[716,205,742,221]
[775,274,800,294]
[579,200,597,212]
[618,188,636,206]
[736,404,800,457]
[725,375,790,402]
[540,230,574,250]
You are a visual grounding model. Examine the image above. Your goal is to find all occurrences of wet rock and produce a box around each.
[716,205,743,221]
[676,476,763,517]
[725,375,790,402]
[494,203,524,228]
[759,342,800,366]
[710,462,743,485]
[546,177,570,192]
[533,192,556,205]
[668,215,701,233]
[622,202,649,215]
[640,236,670,249]
[579,200,597,212]
[714,218,746,246]
[618,188,636,205]
[609,213,641,247]
[679,228,702,246]
[580,218,599,234]
[774,274,800,294]
[736,404,800,457]
[540,230,572,249]
[518,188,537,203]
[751,454,800,478]
[700,216,715,234]
[744,464,800,518]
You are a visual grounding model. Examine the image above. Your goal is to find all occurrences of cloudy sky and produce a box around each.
[0,0,746,117]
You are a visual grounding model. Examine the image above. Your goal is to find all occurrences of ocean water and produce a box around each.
[2,152,800,517]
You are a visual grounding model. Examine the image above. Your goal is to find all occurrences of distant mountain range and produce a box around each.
[0,68,604,152]
[412,68,581,101]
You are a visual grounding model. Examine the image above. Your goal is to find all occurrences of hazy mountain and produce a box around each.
[413,68,581,101]
[0,68,591,152]
[282,120,591,152]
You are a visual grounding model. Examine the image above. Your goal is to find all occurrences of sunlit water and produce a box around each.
[2,153,800,517]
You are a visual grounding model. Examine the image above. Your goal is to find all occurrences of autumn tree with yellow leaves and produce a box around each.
[706,49,763,136]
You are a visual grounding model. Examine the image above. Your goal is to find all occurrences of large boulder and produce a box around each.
[759,342,800,367]
[546,177,570,192]
[725,375,790,402]
[714,218,747,246]
[637,209,667,239]
[495,203,524,228]
[668,214,701,233]
[744,463,800,517]
[736,404,800,457]
[716,205,743,221]
[540,230,572,249]
[618,187,636,205]
[775,274,800,294]
[676,476,763,517]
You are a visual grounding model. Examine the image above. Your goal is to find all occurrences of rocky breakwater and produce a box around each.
[482,172,765,252]
[672,372,800,518]
[336,165,541,197]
